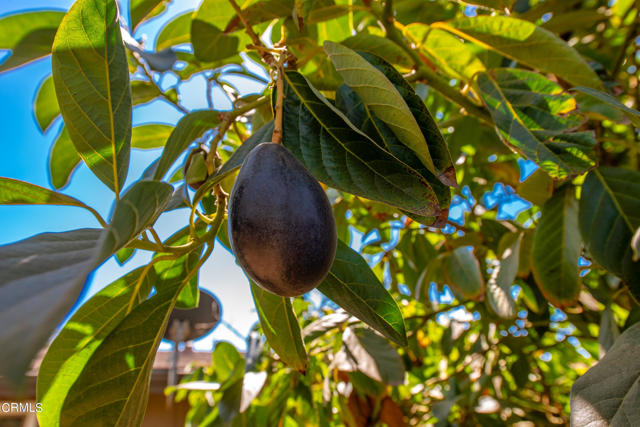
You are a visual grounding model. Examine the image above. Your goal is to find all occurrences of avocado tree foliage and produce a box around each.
[0,0,639,425]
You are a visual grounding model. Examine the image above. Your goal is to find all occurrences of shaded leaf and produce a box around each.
[477,70,595,179]
[571,322,640,425]
[517,169,553,206]
[34,75,60,133]
[599,307,620,359]
[444,247,485,301]
[318,240,407,346]
[0,10,64,72]
[334,327,405,386]
[435,15,603,89]
[579,167,640,299]
[532,185,581,307]
[0,229,102,384]
[302,311,353,342]
[49,126,81,189]
[250,281,308,371]
[191,0,240,62]
[281,71,440,217]
[37,266,154,426]
[487,233,521,319]
[153,110,219,180]
[341,34,413,69]
[52,0,132,194]
[324,42,436,179]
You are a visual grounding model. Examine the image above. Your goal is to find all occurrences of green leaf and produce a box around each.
[341,34,413,69]
[115,247,135,265]
[573,86,640,129]
[49,126,81,189]
[191,0,240,62]
[579,167,640,299]
[444,247,485,301]
[517,169,553,206]
[406,25,486,82]
[335,83,451,225]
[212,341,245,386]
[352,50,457,187]
[334,327,405,386]
[0,229,102,384]
[153,110,219,180]
[487,233,521,319]
[131,124,174,149]
[571,321,640,425]
[250,281,308,371]
[598,307,620,359]
[459,0,515,9]
[52,0,132,194]
[324,41,435,176]
[34,75,60,132]
[156,11,192,50]
[318,240,407,346]
[0,177,97,215]
[36,266,154,426]
[434,15,604,90]
[532,185,581,307]
[281,71,440,217]
[0,10,64,72]
[57,256,191,426]
[98,180,174,260]
[632,227,640,262]
[477,70,595,179]
[130,0,168,30]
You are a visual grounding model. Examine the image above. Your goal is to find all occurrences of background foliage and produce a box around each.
[1,0,639,425]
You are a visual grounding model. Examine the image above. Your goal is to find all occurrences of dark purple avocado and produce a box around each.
[228,142,337,297]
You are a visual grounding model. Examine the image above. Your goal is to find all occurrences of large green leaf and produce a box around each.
[318,240,407,346]
[34,75,60,133]
[573,86,640,129]
[0,10,64,72]
[341,34,413,69]
[153,110,219,180]
[250,281,309,371]
[156,11,192,50]
[36,267,154,426]
[0,228,102,383]
[52,0,132,194]
[571,321,640,425]
[98,180,173,260]
[444,247,485,301]
[191,0,240,62]
[324,41,435,177]
[57,255,192,426]
[477,70,595,179]
[49,126,81,189]
[532,185,581,307]
[130,0,168,29]
[335,83,451,224]
[334,327,405,386]
[131,124,174,149]
[406,25,486,82]
[579,167,640,299]
[281,71,440,217]
[434,15,604,89]
[0,177,98,215]
[352,50,457,187]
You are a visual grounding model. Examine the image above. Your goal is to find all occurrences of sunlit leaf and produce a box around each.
[444,247,485,301]
[156,11,192,50]
[130,0,169,30]
[131,124,173,149]
[49,126,81,189]
[34,75,60,133]
[52,0,132,194]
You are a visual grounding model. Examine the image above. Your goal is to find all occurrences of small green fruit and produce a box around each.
[184,147,209,190]
[228,142,337,297]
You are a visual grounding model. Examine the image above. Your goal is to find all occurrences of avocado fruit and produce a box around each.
[228,142,337,297]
